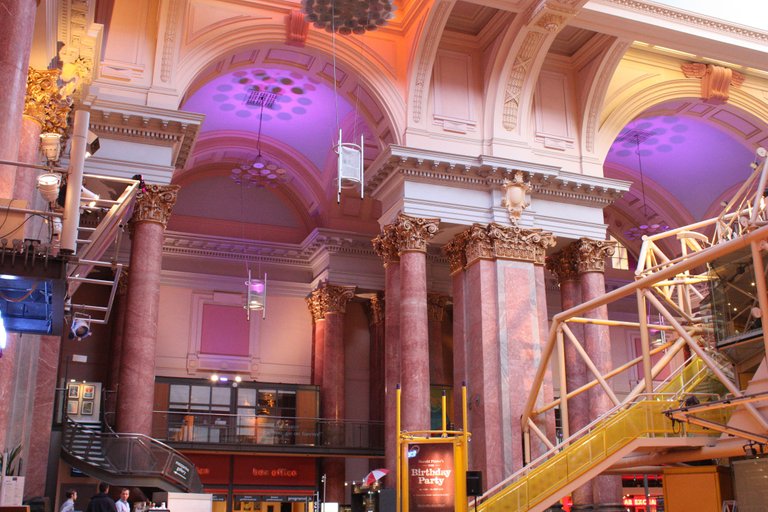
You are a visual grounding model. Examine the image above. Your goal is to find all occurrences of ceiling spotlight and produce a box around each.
[85,130,100,158]
[210,374,219,382]
[37,173,62,203]
[69,315,92,340]
[39,132,63,164]
[81,186,100,208]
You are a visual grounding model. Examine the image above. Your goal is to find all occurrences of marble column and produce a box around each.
[366,295,385,445]
[306,283,355,504]
[0,0,36,197]
[443,233,468,429]
[577,238,623,511]
[106,271,129,426]
[392,214,439,433]
[116,185,179,435]
[547,245,591,506]
[0,334,20,455]
[25,335,60,497]
[372,224,401,486]
[427,293,449,386]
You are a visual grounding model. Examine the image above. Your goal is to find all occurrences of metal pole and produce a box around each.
[61,109,89,254]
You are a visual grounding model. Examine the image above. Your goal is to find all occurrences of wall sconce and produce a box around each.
[39,132,63,164]
[501,170,531,225]
[37,173,62,203]
[85,130,100,158]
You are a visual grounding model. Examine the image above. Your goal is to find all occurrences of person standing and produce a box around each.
[60,490,77,512]
[115,488,130,512]
[86,482,117,512]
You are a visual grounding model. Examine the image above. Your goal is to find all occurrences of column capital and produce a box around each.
[465,224,494,266]
[545,244,580,284]
[372,224,400,266]
[392,213,440,253]
[306,283,356,322]
[24,68,71,134]
[132,184,180,228]
[487,223,556,265]
[443,230,470,275]
[576,237,617,274]
[367,294,384,326]
[427,293,449,322]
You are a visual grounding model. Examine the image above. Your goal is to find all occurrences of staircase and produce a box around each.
[479,359,726,512]
[62,419,203,493]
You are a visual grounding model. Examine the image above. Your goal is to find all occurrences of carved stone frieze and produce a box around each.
[392,213,440,253]
[132,184,180,228]
[24,68,72,134]
[576,237,617,273]
[487,223,556,265]
[545,244,580,284]
[372,224,400,266]
[287,8,309,43]
[681,62,745,104]
[443,230,470,275]
[464,224,494,267]
[306,283,356,322]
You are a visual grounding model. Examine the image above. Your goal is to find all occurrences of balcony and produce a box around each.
[152,411,384,457]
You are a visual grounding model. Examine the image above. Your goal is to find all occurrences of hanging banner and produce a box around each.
[407,442,455,512]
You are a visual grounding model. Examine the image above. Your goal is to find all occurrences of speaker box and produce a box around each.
[466,471,483,496]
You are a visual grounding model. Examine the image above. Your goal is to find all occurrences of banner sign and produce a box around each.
[407,443,455,512]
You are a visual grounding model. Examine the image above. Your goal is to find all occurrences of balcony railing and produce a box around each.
[152,411,384,455]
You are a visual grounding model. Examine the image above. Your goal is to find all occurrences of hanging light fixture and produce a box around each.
[37,173,62,203]
[245,269,267,320]
[230,90,290,189]
[335,129,364,203]
[620,129,670,240]
[39,132,63,164]
[301,0,396,34]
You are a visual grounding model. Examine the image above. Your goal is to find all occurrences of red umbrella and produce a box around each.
[363,468,390,486]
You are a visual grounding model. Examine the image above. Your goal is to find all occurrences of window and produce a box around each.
[610,236,629,270]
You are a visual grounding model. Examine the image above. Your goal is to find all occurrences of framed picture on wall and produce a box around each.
[82,385,95,400]
[67,400,79,415]
[81,401,94,416]
[68,385,80,399]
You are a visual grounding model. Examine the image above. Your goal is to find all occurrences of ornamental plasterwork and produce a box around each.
[487,223,556,265]
[305,283,356,321]
[392,213,440,253]
[132,184,180,228]
[501,171,532,225]
[367,294,384,326]
[58,0,102,97]
[365,150,629,207]
[427,293,449,322]
[576,237,616,274]
[443,230,470,275]
[681,63,745,104]
[545,244,580,284]
[372,224,401,266]
[88,104,203,169]
[411,1,452,125]
[606,0,768,44]
[464,224,494,266]
[503,31,543,132]
[24,69,72,134]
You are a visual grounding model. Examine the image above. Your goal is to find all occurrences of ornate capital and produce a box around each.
[306,283,356,322]
[465,224,494,267]
[372,224,400,266]
[427,293,449,322]
[132,184,180,228]
[501,171,531,225]
[576,238,617,274]
[367,294,384,326]
[117,269,130,296]
[392,213,440,253]
[545,244,580,284]
[24,68,71,134]
[443,230,470,275]
[487,223,556,265]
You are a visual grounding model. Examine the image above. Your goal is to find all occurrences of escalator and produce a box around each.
[62,418,203,493]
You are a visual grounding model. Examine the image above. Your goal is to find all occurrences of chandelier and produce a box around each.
[231,90,289,188]
[300,0,396,34]
[620,129,670,240]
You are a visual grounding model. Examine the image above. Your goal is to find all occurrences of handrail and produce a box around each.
[62,418,202,492]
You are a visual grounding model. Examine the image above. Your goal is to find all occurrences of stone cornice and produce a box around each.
[84,98,205,170]
[602,0,768,44]
[365,146,630,208]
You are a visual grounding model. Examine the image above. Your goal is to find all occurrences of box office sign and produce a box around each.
[407,443,455,512]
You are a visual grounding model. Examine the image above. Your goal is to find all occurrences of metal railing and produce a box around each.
[152,411,384,453]
[62,418,203,492]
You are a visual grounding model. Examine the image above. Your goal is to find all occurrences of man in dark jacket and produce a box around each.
[86,482,117,512]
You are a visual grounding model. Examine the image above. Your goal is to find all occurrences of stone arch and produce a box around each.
[169,20,404,145]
